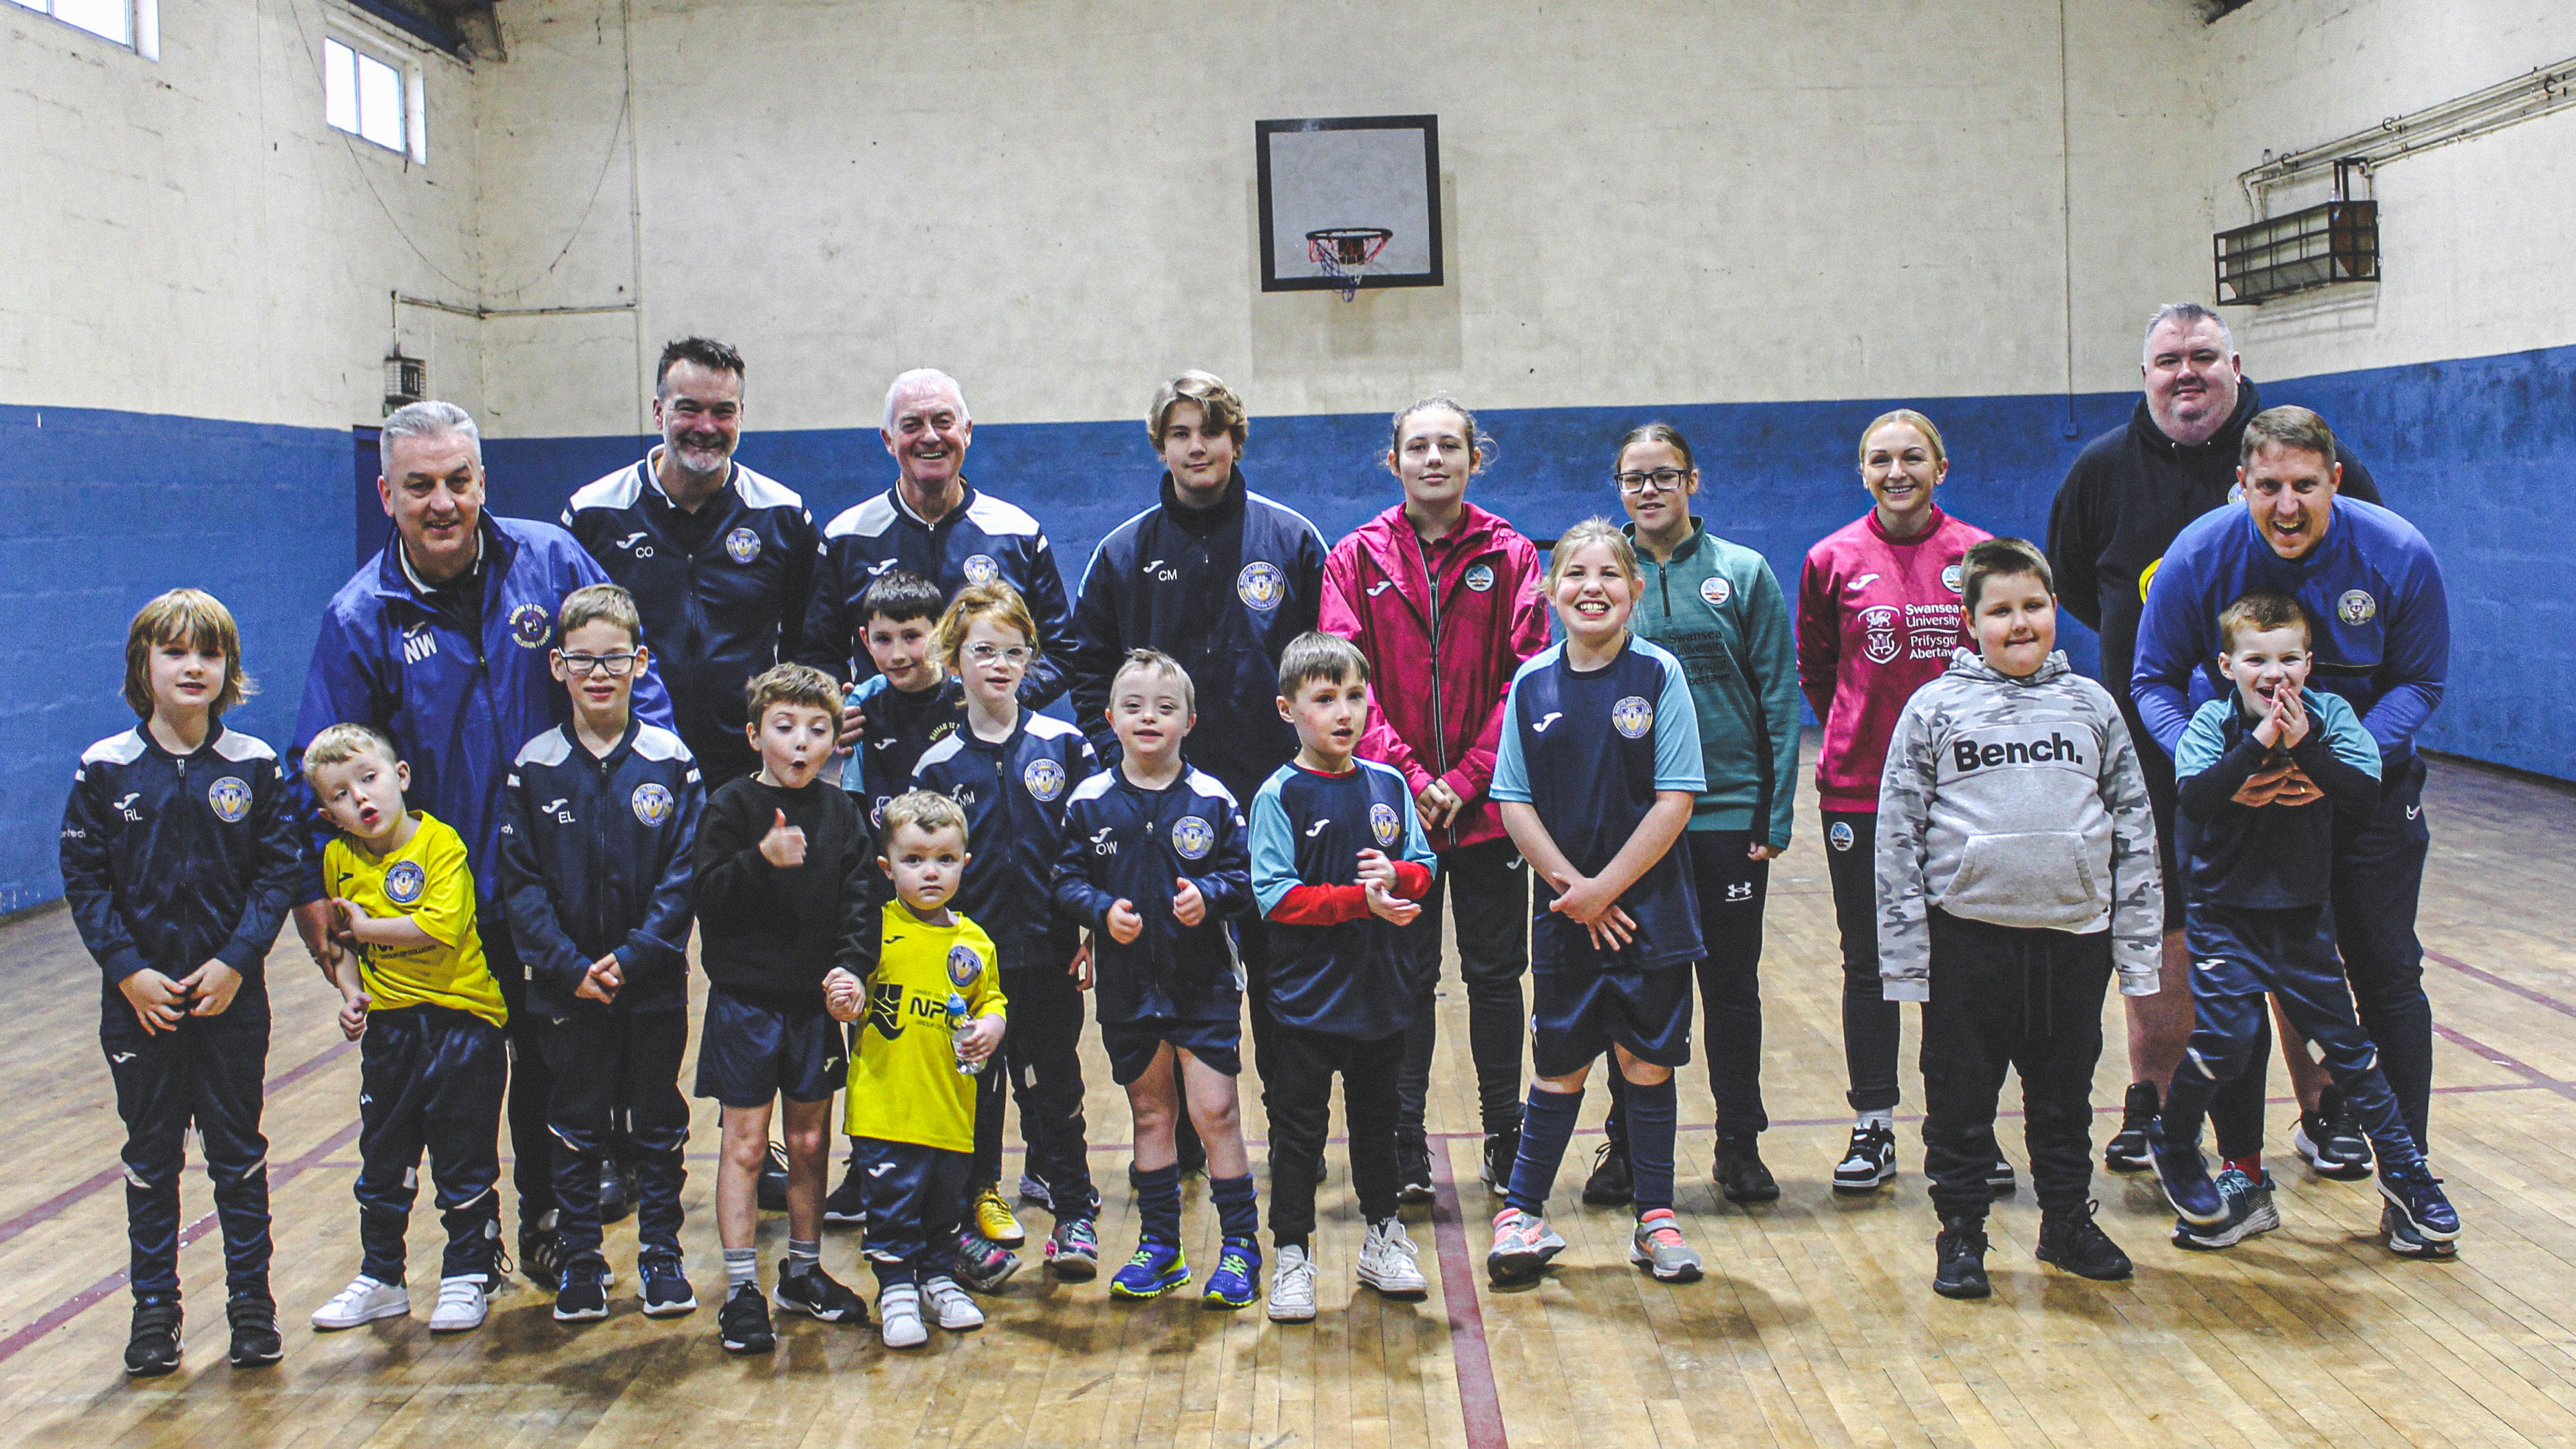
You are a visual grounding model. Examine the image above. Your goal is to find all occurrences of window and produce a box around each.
[10,0,158,55]
[324,34,425,162]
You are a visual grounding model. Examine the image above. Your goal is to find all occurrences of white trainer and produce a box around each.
[923,1275,985,1331]
[1267,1243,1317,1322]
[312,1275,409,1331]
[1357,1218,1430,1298]
[878,1283,928,1349]
[427,1276,488,1333]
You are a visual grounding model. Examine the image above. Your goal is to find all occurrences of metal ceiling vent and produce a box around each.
[2215,162,2379,305]
[383,352,428,416]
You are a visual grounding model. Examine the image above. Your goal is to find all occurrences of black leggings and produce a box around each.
[1823,811,1902,1113]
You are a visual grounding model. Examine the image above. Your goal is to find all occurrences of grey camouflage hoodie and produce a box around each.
[1874,647,2162,1002]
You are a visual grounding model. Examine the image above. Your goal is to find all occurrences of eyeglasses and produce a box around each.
[965,643,1033,666]
[558,651,641,676]
[1615,469,1688,494]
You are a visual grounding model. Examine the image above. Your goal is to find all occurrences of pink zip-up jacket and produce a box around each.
[1796,505,1993,814]
[1320,502,1550,853]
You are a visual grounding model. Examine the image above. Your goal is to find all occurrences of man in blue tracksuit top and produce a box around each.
[1065,372,1329,1113]
[800,369,1077,705]
[290,401,674,1282]
[2133,406,2451,1253]
[564,337,817,789]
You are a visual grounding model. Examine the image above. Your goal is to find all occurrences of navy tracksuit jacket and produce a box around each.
[1051,765,1252,1028]
[61,722,303,1301]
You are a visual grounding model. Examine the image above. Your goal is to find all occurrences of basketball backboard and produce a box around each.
[1256,115,1442,296]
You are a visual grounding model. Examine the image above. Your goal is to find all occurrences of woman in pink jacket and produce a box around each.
[1320,396,1551,1201]
[1796,409,1991,1196]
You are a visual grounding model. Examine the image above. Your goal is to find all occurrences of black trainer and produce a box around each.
[1480,1126,1521,1196]
[775,1263,869,1324]
[125,1298,182,1377]
[823,1159,868,1226]
[2035,1201,2134,1280]
[1396,1138,1435,1205]
[1713,1134,1780,1203]
[226,1291,282,1368]
[552,1260,610,1322]
[519,1213,566,1291]
[2295,1087,2372,1180]
[1932,1217,1992,1300]
[2104,1082,2156,1172]
[718,1283,775,1355]
[1987,1157,2017,1196]
[1832,1122,1898,1193]
[1581,1140,1634,1206]
[756,1141,792,1213]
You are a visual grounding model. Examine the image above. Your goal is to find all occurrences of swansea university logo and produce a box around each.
[383,859,427,905]
[508,603,553,650]
[724,526,762,564]
[206,775,253,824]
[1236,561,1285,612]
[1370,802,1402,847]
[1861,605,1901,665]
[1022,757,1066,803]
[1171,815,1215,861]
[1611,696,1655,740]
[630,782,674,826]
[947,945,983,989]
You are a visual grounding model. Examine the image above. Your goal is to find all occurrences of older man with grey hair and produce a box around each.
[289,400,674,1311]
[2046,304,2381,1187]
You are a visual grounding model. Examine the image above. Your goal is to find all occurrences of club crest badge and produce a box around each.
[384,859,427,905]
[947,944,984,988]
[630,782,674,826]
[508,603,553,650]
[1464,563,1496,592]
[724,526,762,564]
[1370,801,1402,846]
[1611,696,1655,740]
[1940,564,1964,595]
[1236,561,1285,612]
[1829,819,1855,852]
[1699,575,1732,609]
[1861,605,1901,665]
[1023,758,1066,802]
[2338,588,2376,625]
[963,553,1000,587]
[1171,815,1215,861]
[206,775,252,824]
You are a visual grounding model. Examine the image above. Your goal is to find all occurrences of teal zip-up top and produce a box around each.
[1624,519,1801,848]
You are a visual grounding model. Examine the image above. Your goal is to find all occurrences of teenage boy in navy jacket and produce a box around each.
[1052,650,1261,1308]
[1246,634,1437,1323]
[63,590,303,1376]
[499,585,705,1322]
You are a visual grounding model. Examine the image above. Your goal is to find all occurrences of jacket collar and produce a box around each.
[892,481,978,530]
[1865,504,1950,547]
[1621,517,1705,566]
[374,515,515,608]
[637,451,743,515]
[136,718,227,762]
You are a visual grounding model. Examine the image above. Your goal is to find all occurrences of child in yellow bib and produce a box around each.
[825,791,1004,1349]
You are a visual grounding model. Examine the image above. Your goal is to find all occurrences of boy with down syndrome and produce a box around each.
[1248,632,1437,1322]
[2146,588,2458,1249]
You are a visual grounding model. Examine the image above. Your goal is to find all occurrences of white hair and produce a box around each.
[881,369,971,431]
[380,400,484,463]
[2142,303,2235,361]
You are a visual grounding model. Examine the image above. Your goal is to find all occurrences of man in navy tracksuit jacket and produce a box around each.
[63,717,303,1355]
[497,715,703,1291]
[292,404,674,1277]
[562,345,817,789]
[2134,408,2449,1227]
[799,371,1077,705]
[914,711,1099,1227]
[1066,453,1327,1106]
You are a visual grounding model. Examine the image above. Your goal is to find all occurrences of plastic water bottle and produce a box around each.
[947,991,982,1075]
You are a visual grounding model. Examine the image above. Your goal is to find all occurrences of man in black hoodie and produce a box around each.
[2046,303,2380,1177]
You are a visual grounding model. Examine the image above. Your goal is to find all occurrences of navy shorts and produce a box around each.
[1099,1017,1241,1086]
[694,987,846,1108]
[1531,966,1694,1080]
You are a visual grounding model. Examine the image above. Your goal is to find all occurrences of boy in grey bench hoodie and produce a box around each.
[1876,538,2162,1300]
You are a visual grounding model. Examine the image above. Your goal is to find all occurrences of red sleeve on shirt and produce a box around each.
[1268,883,1372,926]
[1392,861,1433,900]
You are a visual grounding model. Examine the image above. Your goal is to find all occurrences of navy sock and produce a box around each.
[1135,1163,1182,1244]
[1209,1173,1259,1244]
[1506,1087,1583,1216]
[1624,1076,1679,1214]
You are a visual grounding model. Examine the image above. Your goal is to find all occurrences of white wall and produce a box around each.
[2202,0,2576,377]
[3,0,486,427]
[467,0,2219,438]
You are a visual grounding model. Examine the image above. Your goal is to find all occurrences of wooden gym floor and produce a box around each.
[4,742,2575,1448]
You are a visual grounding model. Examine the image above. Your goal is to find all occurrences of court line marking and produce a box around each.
[1424,1144,1511,1449]
[2427,947,2576,1022]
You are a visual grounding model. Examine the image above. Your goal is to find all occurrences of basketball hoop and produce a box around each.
[1306,226,1394,301]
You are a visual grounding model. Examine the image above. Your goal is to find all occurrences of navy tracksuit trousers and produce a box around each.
[541,1007,689,1271]
[969,965,1097,1221]
[861,1138,971,1289]
[105,1011,272,1304]
[356,1005,506,1284]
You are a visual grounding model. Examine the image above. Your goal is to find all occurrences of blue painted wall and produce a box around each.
[8,341,2569,912]
[0,405,353,914]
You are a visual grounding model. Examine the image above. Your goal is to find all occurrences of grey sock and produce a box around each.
[786,1238,820,1272]
[723,1247,758,1292]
